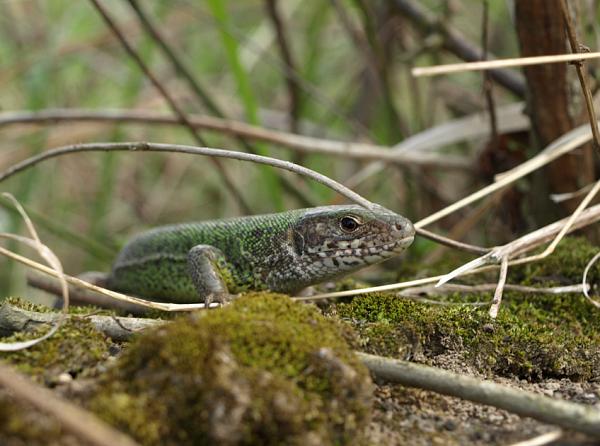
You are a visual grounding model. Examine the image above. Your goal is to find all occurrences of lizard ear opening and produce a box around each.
[292,230,305,256]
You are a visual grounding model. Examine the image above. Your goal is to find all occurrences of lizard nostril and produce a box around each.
[393,219,415,237]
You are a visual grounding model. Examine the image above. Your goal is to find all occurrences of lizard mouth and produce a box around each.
[311,235,414,258]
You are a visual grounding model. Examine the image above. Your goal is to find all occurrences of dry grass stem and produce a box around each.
[417,122,594,228]
[582,251,600,309]
[0,244,215,312]
[508,430,563,446]
[489,256,508,318]
[412,52,600,77]
[0,194,70,351]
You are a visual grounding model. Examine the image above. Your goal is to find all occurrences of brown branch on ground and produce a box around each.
[0,303,161,342]
[359,352,600,438]
[0,363,141,446]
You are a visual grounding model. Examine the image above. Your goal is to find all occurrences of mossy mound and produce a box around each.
[335,291,600,381]
[91,294,373,446]
[0,389,77,446]
[1,301,111,383]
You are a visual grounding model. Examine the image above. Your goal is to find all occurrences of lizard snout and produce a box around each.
[391,216,415,239]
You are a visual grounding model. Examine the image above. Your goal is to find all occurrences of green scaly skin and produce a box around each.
[107,205,415,303]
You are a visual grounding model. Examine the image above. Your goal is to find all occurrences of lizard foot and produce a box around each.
[205,292,236,307]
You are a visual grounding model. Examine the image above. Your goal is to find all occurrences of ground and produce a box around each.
[1,237,600,445]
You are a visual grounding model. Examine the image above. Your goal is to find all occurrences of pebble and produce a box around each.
[57,372,72,384]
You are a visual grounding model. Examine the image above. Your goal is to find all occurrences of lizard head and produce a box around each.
[290,204,414,272]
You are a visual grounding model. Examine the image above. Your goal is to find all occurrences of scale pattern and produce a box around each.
[107,205,414,303]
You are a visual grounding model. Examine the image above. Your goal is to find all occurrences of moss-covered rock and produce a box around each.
[91,294,373,446]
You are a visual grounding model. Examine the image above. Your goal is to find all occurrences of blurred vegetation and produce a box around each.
[0,0,598,299]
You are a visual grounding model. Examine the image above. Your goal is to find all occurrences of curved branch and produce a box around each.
[0,141,376,210]
[0,109,470,170]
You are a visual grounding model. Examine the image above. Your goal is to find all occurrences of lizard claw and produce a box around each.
[205,292,235,307]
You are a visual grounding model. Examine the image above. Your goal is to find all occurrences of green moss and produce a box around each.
[331,236,600,381]
[514,236,600,285]
[4,296,54,314]
[335,291,600,381]
[4,296,113,316]
[1,315,111,382]
[91,293,373,446]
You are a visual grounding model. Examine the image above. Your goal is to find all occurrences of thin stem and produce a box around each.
[87,0,251,213]
[0,141,377,210]
[264,0,301,133]
[559,0,600,150]
[391,0,526,96]
[125,0,314,207]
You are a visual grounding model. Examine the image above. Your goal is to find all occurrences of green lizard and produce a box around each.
[106,204,415,304]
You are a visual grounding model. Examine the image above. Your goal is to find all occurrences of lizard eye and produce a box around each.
[339,216,360,233]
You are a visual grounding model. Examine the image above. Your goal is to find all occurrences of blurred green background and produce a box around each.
[0,0,580,297]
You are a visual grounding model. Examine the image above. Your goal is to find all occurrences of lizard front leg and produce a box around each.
[187,245,234,305]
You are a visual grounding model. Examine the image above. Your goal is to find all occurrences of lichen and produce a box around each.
[91,293,373,446]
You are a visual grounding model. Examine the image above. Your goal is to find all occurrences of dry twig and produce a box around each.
[0,141,375,210]
[0,363,141,446]
[412,52,600,77]
[359,352,600,438]
[0,303,161,342]
[559,0,600,149]
[508,430,563,446]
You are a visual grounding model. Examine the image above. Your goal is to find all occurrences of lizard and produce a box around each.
[104,204,415,305]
